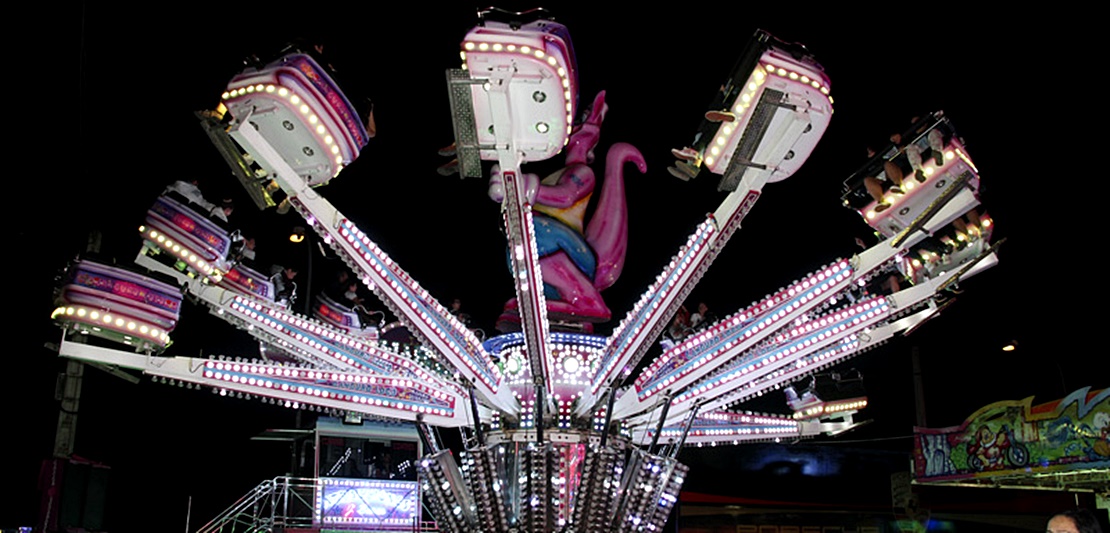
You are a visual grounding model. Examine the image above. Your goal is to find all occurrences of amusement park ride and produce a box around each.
[48,9,1001,533]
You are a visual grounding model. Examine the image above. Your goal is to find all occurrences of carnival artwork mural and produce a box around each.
[913,387,1110,482]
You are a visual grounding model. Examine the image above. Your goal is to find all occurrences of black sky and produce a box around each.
[8,4,1105,530]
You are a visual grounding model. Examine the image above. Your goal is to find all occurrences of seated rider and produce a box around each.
[269,265,299,306]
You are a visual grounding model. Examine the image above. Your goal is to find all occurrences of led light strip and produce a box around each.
[203,360,455,416]
[51,305,169,345]
[139,226,222,281]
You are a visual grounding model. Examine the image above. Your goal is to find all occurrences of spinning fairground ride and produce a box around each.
[49,8,1002,533]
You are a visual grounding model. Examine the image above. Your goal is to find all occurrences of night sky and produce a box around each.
[9,4,1104,530]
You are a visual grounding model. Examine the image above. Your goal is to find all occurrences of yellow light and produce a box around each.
[325,135,334,145]
[115,318,125,327]
[157,235,165,243]
[221,91,230,100]
[788,72,798,80]
[246,85,255,93]
[741,93,751,103]
[866,210,876,220]
[299,104,310,114]
[820,87,829,95]
[507,44,516,51]
[335,155,343,164]
[459,51,467,61]
[66,307,74,316]
[290,95,301,105]
[478,42,488,51]
[715,136,726,146]
[710,146,720,156]
[800,76,810,83]
[278,88,289,97]
[254,84,263,92]
[493,44,502,52]
[534,50,544,58]
[265,85,275,93]
[309,115,318,124]
[944,150,954,161]
[1002,343,1016,352]
[521,46,531,54]
[102,314,112,323]
[78,309,87,317]
[777,68,787,76]
[911,259,921,267]
[331,145,340,154]
[189,254,197,262]
[547,56,556,65]
[705,156,715,166]
[905,181,915,191]
[924,167,935,176]
[464,42,475,51]
[140,325,149,333]
[316,125,326,134]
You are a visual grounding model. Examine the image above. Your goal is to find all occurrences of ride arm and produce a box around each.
[582,87,829,416]
[628,243,998,432]
[56,338,469,427]
[231,122,516,413]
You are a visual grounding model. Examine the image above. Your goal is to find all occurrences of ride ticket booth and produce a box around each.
[312,417,424,531]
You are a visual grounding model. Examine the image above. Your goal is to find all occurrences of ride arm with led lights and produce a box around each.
[209,122,516,413]
[455,20,590,395]
[133,251,466,395]
[612,202,994,423]
[625,248,998,434]
[56,338,469,427]
[581,56,834,416]
[636,408,867,447]
[579,187,766,416]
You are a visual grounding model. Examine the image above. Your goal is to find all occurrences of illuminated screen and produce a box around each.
[316,478,419,528]
[318,437,418,480]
